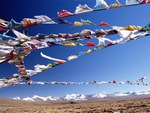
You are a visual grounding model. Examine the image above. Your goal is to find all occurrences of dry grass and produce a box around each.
[0,98,150,113]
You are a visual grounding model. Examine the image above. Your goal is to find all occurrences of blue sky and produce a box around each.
[0,0,150,98]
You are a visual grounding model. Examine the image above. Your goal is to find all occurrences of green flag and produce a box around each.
[142,23,150,31]
[81,19,96,26]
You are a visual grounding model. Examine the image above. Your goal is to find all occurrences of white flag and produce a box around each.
[126,0,140,5]
[34,15,57,24]
[12,29,28,39]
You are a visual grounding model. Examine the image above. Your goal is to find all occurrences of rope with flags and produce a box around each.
[0,0,150,88]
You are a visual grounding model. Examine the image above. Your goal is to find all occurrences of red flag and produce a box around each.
[113,80,117,84]
[9,50,14,58]
[18,67,26,73]
[57,61,64,64]
[107,42,115,47]
[140,0,150,4]
[0,25,7,30]
[87,42,96,46]
[57,10,73,18]
[99,22,110,27]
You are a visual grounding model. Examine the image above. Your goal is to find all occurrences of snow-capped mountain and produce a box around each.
[13,97,21,100]
[64,94,87,101]
[47,96,60,101]
[131,91,150,96]
[107,92,131,97]
[12,95,60,102]
[91,94,107,98]
[32,95,60,102]
[32,95,48,102]
[23,97,34,102]
[13,90,150,102]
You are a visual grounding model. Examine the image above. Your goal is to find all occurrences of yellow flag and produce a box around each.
[85,49,93,54]
[18,56,24,61]
[47,63,52,68]
[109,0,122,9]
[62,41,76,46]
[74,21,84,26]
[121,25,137,31]
[4,79,8,84]
[65,42,76,46]
[51,81,57,84]
[0,19,7,23]
[21,74,29,78]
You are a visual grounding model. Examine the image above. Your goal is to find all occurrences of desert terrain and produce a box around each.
[0,98,150,113]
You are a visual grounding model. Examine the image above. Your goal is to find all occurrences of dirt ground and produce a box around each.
[0,98,150,113]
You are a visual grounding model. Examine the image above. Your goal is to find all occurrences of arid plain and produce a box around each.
[0,97,150,113]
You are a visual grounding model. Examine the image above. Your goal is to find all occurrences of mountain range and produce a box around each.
[13,90,150,102]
